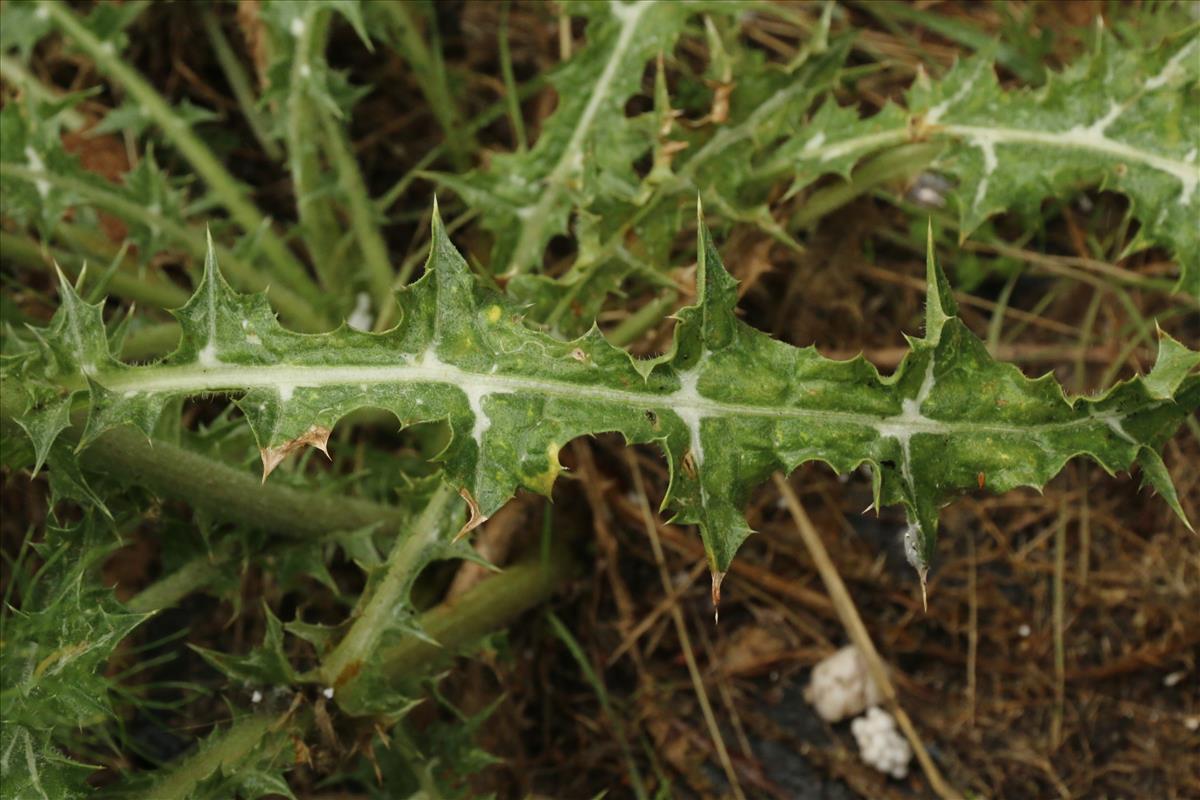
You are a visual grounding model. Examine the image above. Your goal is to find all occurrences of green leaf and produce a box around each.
[192,605,297,687]
[91,97,219,139]
[771,31,1200,295]
[0,726,94,800]
[434,0,691,275]
[492,30,853,336]
[0,523,149,780]
[9,206,1198,587]
[0,1,53,60]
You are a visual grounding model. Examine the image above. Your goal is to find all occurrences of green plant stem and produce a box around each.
[498,2,527,152]
[41,0,319,302]
[0,229,189,310]
[791,142,943,227]
[142,713,288,800]
[126,540,237,614]
[80,431,403,539]
[285,7,342,279]
[547,611,649,800]
[319,483,458,691]
[0,391,405,539]
[608,289,678,347]
[201,10,282,162]
[380,1,474,170]
[339,539,577,708]
[316,104,396,318]
[0,164,332,331]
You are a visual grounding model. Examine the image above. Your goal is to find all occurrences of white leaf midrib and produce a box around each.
[785,120,1199,196]
[92,358,1148,442]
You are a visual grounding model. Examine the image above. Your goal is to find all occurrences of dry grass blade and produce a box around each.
[771,473,962,800]
[627,450,747,800]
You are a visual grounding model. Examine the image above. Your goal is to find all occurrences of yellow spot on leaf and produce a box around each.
[486,305,502,323]
[526,442,561,496]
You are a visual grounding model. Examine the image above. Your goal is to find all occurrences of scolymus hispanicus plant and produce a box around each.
[1,1,1199,797]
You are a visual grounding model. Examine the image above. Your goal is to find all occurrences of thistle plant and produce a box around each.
[1,1,1196,797]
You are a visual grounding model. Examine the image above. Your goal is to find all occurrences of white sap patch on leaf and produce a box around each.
[672,365,707,467]
[197,342,221,368]
[874,359,943,491]
[347,292,373,331]
[464,384,492,446]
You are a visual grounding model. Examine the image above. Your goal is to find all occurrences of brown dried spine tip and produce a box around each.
[453,486,489,543]
[260,425,333,482]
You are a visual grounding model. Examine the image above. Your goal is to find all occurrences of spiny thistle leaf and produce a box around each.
[506,33,856,335]
[0,528,150,732]
[770,31,1200,295]
[8,207,1198,589]
[191,605,297,687]
[433,0,691,276]
[0,523,150,798]
[0,726,95,800]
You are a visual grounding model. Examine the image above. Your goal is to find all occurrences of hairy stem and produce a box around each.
[338,538,576,709]
[791,142,944,227]
[141,713,290,800]
[0,391,405,539]
[319,483,458,691]
[126,540,237,614]
[380,1,475,170]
